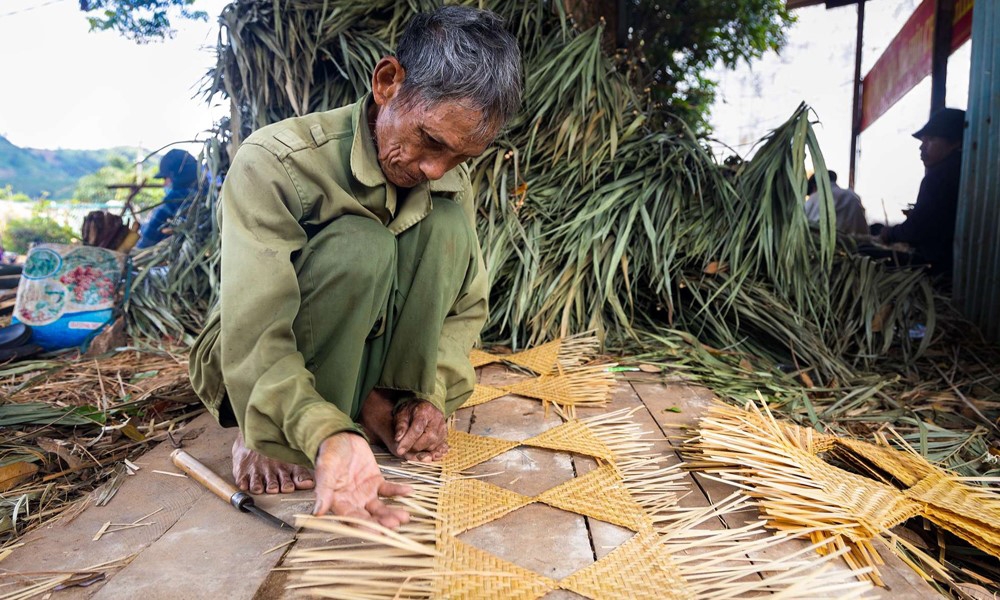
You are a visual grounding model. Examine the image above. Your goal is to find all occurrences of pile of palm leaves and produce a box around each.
[126,0,996,474]
[70,1,997,591]
[188,0,934,373]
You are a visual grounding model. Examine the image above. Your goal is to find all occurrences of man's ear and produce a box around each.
[371,57,406,107]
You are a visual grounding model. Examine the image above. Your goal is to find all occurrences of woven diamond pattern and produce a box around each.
[537,464,652,532]
[432,535,558,600]
[439,479,533,536]
[560,531,693,600]
[443,430,521,474]
[522,420,614,462]
[462,384,507,408]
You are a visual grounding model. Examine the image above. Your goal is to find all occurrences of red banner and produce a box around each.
[859,0,973,133]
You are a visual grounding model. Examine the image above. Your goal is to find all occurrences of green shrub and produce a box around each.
[1,215,77,254]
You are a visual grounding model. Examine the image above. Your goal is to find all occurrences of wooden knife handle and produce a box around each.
[170,449,239,506]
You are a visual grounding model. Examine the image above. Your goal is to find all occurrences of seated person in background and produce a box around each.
[804,170,868,237]
[136,149,200,249]
[878,108,965,278]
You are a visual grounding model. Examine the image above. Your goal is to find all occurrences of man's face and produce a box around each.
[919,135,961,168]
[373,96,495,189]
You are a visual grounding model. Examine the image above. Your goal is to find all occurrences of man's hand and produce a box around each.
[312,432,412,529]
[394,399,449,462]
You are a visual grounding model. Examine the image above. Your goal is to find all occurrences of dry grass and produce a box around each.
[0,349,202,548]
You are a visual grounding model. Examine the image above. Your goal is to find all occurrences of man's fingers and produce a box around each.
[411,426,443,452]
[393,406,412,443]
[312,491,334,516]
[378,480,413,498]
[396,427,424,455]
[331,497,374,521]
[366,498,410,529]
[396,411,430,454]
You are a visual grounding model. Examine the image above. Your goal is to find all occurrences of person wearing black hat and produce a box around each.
[877,108,965,279]
[136,149,200,249]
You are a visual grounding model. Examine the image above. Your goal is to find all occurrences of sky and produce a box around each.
[0,0,231,157]
[0,0,972,224]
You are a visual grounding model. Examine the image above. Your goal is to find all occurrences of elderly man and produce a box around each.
[189,6,522,528]
[878,108,965,278]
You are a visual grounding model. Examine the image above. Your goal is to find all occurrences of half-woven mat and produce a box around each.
[285,409,873,599]
[687,398,1000,587]
[495,364,617,417]
[829,433,1000,559]
[465,362,616,415]
[469,332,599,374]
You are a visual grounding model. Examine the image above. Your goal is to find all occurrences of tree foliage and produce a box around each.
[0,185,32,203]
[85,0,789,125]
[78,0,207,42]
[73,155,166,208]
[623,0,793,129]
[1,212,77,254]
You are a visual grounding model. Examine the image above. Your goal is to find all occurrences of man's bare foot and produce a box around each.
[232,432,316,494]
[359,390,449,462]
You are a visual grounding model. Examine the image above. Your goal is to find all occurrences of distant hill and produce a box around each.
[0,135,137,199]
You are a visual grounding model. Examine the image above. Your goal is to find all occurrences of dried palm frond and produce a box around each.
[0,555,135,600]
[687,397,1000,588]
[0,350,202,548]
[829,433,1000,559]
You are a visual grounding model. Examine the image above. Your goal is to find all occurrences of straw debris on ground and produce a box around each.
[0,350,201,549]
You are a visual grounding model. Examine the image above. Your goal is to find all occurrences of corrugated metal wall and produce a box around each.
[954,0,1000,343]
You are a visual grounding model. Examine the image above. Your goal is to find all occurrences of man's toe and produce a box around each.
[293,467,315,490]
[264,470,281,494]
[278,469,296,493]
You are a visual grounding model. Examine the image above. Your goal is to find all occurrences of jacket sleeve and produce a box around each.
[430,182,489,416]
[136,204,174,248]
[220,143,364,468]
[884,176,944,246]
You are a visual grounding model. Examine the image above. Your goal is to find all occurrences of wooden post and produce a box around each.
[616,0,629,49]
[931,0,955,113]
[848,0,866,189]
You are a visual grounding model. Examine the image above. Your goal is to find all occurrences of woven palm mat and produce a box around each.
[687,399,1000,588]
[466,365,616,416]
[285,386,873,597]
[469,333,600,375]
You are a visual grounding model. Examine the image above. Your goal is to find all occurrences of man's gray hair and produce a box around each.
[396,6,522,135]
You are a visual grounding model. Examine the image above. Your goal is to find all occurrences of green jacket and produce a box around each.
[216,96,487,466]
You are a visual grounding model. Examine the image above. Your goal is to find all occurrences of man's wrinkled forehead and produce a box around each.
[400,89,500,140]
[407,99,496,151]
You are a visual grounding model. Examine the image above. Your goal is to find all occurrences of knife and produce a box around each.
[170,448,294,530]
